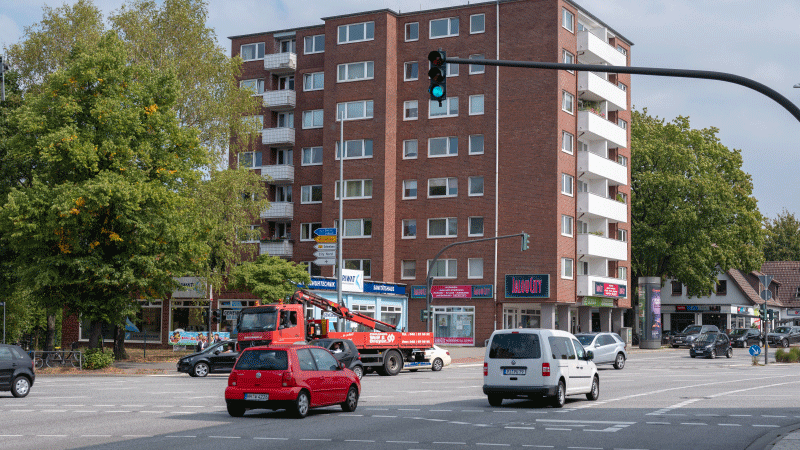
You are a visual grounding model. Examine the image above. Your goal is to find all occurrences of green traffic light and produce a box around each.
[431,85,444,98]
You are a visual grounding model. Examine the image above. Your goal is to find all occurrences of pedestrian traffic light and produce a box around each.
[428,50,447,105]
[521,232,530,251]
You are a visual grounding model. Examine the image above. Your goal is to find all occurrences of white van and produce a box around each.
[483,328,599,408]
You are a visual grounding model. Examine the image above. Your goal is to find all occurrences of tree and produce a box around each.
[763,210,800,261]
[231,256,311,304]
[631,109,764,297]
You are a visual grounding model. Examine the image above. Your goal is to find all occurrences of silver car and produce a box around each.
[576,332,627,370]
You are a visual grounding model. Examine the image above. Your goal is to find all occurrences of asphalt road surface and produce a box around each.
[2,348,799,450]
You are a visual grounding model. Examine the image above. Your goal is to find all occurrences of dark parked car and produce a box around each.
[766,326,800,348]
[0,344,36,398]
[661,329,679,345]
[728,328,762,348]
[689,332,732,359]
[177,340,239,377]
[310,338,363,379]
[671,324,721,348]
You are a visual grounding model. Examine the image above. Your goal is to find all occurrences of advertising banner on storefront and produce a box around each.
[581,297,616,308]
[593,281,627,299]
[168,331,231,346]
[410,285,492,299]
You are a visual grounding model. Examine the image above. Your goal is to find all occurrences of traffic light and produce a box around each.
[420,309,430,321]
[428,50,447,105]
[521,232,530,251]
[211,309,220,323]
[767,309,774,320]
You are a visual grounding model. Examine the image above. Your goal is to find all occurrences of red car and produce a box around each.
[225,345,360,418]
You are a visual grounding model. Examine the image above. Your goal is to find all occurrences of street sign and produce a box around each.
[314,250,336,258]
[231,301,242,311]
[314,227,337,236]
[314,258,336,266]
[314,243,336,250]
[314,235,337,243]
[760,290,772,301]
[759,274,773,287]
[749,345,761,356]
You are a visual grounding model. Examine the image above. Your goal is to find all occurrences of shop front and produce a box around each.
[304,277,408,332]
[410,284,492,346]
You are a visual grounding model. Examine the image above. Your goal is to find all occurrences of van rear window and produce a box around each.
[235,349,288,370]
[489,333,541,359]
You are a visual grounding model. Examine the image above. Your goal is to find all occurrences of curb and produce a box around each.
[746,422,800,450]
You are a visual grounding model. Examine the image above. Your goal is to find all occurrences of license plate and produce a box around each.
[503,368,526,376]
[244,393,269,401]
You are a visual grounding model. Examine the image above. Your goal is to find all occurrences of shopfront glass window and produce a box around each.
[80,301,162,342]
[432,307,474,345]
[381,305,402,329]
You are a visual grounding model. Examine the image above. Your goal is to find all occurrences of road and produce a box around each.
[1,348,799,450]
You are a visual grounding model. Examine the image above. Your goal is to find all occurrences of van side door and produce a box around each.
[570,339,593,393]
[548,337,575,393]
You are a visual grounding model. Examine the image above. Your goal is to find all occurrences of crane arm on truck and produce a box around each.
[292,289,398,332]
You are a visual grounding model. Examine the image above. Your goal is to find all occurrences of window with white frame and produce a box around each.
[401,260,416,279]
[279,38,295,53]
[238,151,261,169]
[618,266,627,280]
[430,17,459,39]
[338,21,375,44]
[277,75,294,90]
[578,260,589,276]
[275,185,292,202]
[304,34,325,54]
[579,141,589,152]
[404,62,418,80]
[306,261,322,277]
[469,216,484,236]
[428,136,458,157]
[447,58,459,76]
[469,134,484,155]
[429,97,458,118]
[303,72,324,91]
[577,220,588,234]
[240,78,266,94]
[469,94,485,115]
[562,215,573,237]
[335,139,373,159]
[563,50,575,73]
[302,109,323,129]
[617,45,627,56]
[402,219,417,238]
[577,22,587,32]
[403,140,418,159]
[277,111,294,128]
[240,225,260,243]
[468,258,483,278]
[336,100,374,120]
[617,192,628,204]
[562,173,574,196]
[301,146,322,166]
[428,177,458,197]
[301,185,322,204]
[562,91,574,113]
[618,118,628,130]
[241,115,264,133]
[428,217,457,238]
[345,259,371,278]
[337,61,375,82]
[469,54,485,74]
[275,147,292,165]
[427,259,457,278]
[561,257,574,279]
[404,100,418,120]
[335,179,373,200]
[405,22,419,41]
[403,180,417,199]
[334,218,372,238]
[577,179,588,193]
[470,14,485,34]
[469,176,484,196]
[240,42,265,61]
[617,229,628,242]
[562,8,574,32]
[618,82,627,92]
[562,131,574,154]
[301,223,322,241]
[617,154,628,167]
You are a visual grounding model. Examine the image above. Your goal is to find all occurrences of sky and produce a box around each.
[2,0,799,219]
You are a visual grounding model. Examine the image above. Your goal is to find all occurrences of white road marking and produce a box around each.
[753,424,780,428]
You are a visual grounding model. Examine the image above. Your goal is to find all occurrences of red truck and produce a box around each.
[235,289,434,376]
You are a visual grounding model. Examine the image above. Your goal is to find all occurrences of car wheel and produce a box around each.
[613,353,626,370]
[709,349,716,359]
[341,385,359,412]
[726,348,733,358]
[352,365,364,380]
[671,344,679,348]
[551,380,566,408]
[783,339,789,348]
[432,358,444,372]
[226,402,245,417]
[381,350,403,376]
[488,394,503,407]
[586,376,599,401]
[690,354,696,358]
[193,362,209,377]
[11,376,31,398]
[292,390,310,418]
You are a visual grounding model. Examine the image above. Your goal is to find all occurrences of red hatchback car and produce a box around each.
[225,345,360,418]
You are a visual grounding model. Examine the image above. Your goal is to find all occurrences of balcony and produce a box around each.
[261,164,294,183]
[260,240,293,258]
[577,192,627,223]
[578,111,627,149]
[577,30,627,67]
[578,72,627,111]
[577,151,627,186]
[577,274,628,298]
[577,233,628,261]
[263,90,296,111]
[262,127,295,146]
[263,52,296,74]
[260,202,293,220]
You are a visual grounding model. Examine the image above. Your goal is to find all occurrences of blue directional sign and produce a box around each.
[314,227,337,236]
[749,345,761,357]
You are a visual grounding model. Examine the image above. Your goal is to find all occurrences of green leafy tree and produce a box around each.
[231,256,311,304]
[631,109,764,297]
[763,210,800,261]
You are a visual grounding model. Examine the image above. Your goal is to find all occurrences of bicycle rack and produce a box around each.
[28,350,84,370]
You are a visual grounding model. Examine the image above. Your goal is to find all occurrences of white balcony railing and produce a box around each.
[263,90,296,111]
[578,111,627,149]
[263,52,297,74]
[577,192,627,223]
[577,151,627,186]
[577,31,627,67]
[577,233,628,261]
[260,164,294,183]
[262,127,295,146]
[259,240,293,258]
[578,72,627,111]
[576,274,628,298]
[260,202,293,220]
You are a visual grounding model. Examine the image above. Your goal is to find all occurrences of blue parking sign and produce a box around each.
[749,345,761,356]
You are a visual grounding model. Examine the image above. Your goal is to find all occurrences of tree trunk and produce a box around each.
[88,320,103,350]
[113,325,127,360]
[44,314,56,351]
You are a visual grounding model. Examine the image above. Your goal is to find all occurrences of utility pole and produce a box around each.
[1,55,8,102]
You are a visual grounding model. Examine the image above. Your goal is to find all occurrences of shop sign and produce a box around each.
[737,307,751,315]
[307,277,405,296]
[676,305,704,312]
[786,309,800,317]
[471,285,493,298]
[172,277,207,298]
[363,282,406,296]
[593,281,627,299]
[505,274,550,298]
[409,285,490,299]
[581,297,615,308]
[341,269,363,293]
[708,305,721,312]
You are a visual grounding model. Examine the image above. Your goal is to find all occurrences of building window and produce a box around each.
[469,94,485,115]
[335,139,373,159]
[430,17,459,39]
[279,38,295,53]
[469,217,484,236]
[238,151,262,169]
[577,179,588,193]
[344,259,371,278]
[404,100,419,120]
[304,34,325,54]
[562,173,574,196]
[579,141,589,152]
[240,42,264,61]
[447,57,459,76]
[470,14,485,34]
[301,146,322,166]
[618,82,627,92]
[469,54,485,74]
[336,100,374,120]
[716,280,727,295]
[337,61,375,82]
[429,98,458,118]
[428,218,457,238]
[403,180,417,199]
[562,8,574,33]
[240,78,265,95]
[795,287,800,298]
[404,62,418,81]
[468,258,483,278]
[277,75,294,90]
[562,91,574,114]
[618,267,627,280]
[405,22,419,41]
[338,21,375,44]
[428,259,457,278]
[561,257,574,279]
[335,179,373,200]
[275,185,292,202]
[403,140,418,159]
[575,260,588,276]
[562,131,574,154]
[305,262,322,277]
[241,115,264,132]
[402,219,417,238]
[402,260,416,279]
[469,135,484,155]
[617,154,628,167]
[277,111,294,128]
[562,215,573,237]
[301,223,322,241]
[617,192,628,204]
[617,229,628,242]
[303,72,324,91]
[577,220,588,234]
[563,50,575,73]
[618,118,628,130]
[428,177,458,198]
[671,281,682,296]
[302,109,323,129]
[428,136,458,157]
[617,45,627,56]
[240,224,260,243]
[300,185,322,204]
[468,176,484,196]
[334,218,372,238]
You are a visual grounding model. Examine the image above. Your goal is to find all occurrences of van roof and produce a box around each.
[490,328,575,337]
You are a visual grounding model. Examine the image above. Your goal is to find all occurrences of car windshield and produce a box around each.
[682,325,702,334]
[695,333,716,344]
[202,341,226,353]
[237,311,278,332]
[576,335,595,346]
[730,329,747,336]
[774,327,791,334]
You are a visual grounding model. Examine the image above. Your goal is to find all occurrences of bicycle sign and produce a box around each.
[749,345,761,356]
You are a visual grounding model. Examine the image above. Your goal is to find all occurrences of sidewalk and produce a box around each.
[770,430,800,450]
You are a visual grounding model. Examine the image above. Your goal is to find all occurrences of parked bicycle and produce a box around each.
[32,342,83,369]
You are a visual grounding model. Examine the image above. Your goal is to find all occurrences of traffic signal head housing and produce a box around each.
[428,50,447,105]
[521,232,530,251]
